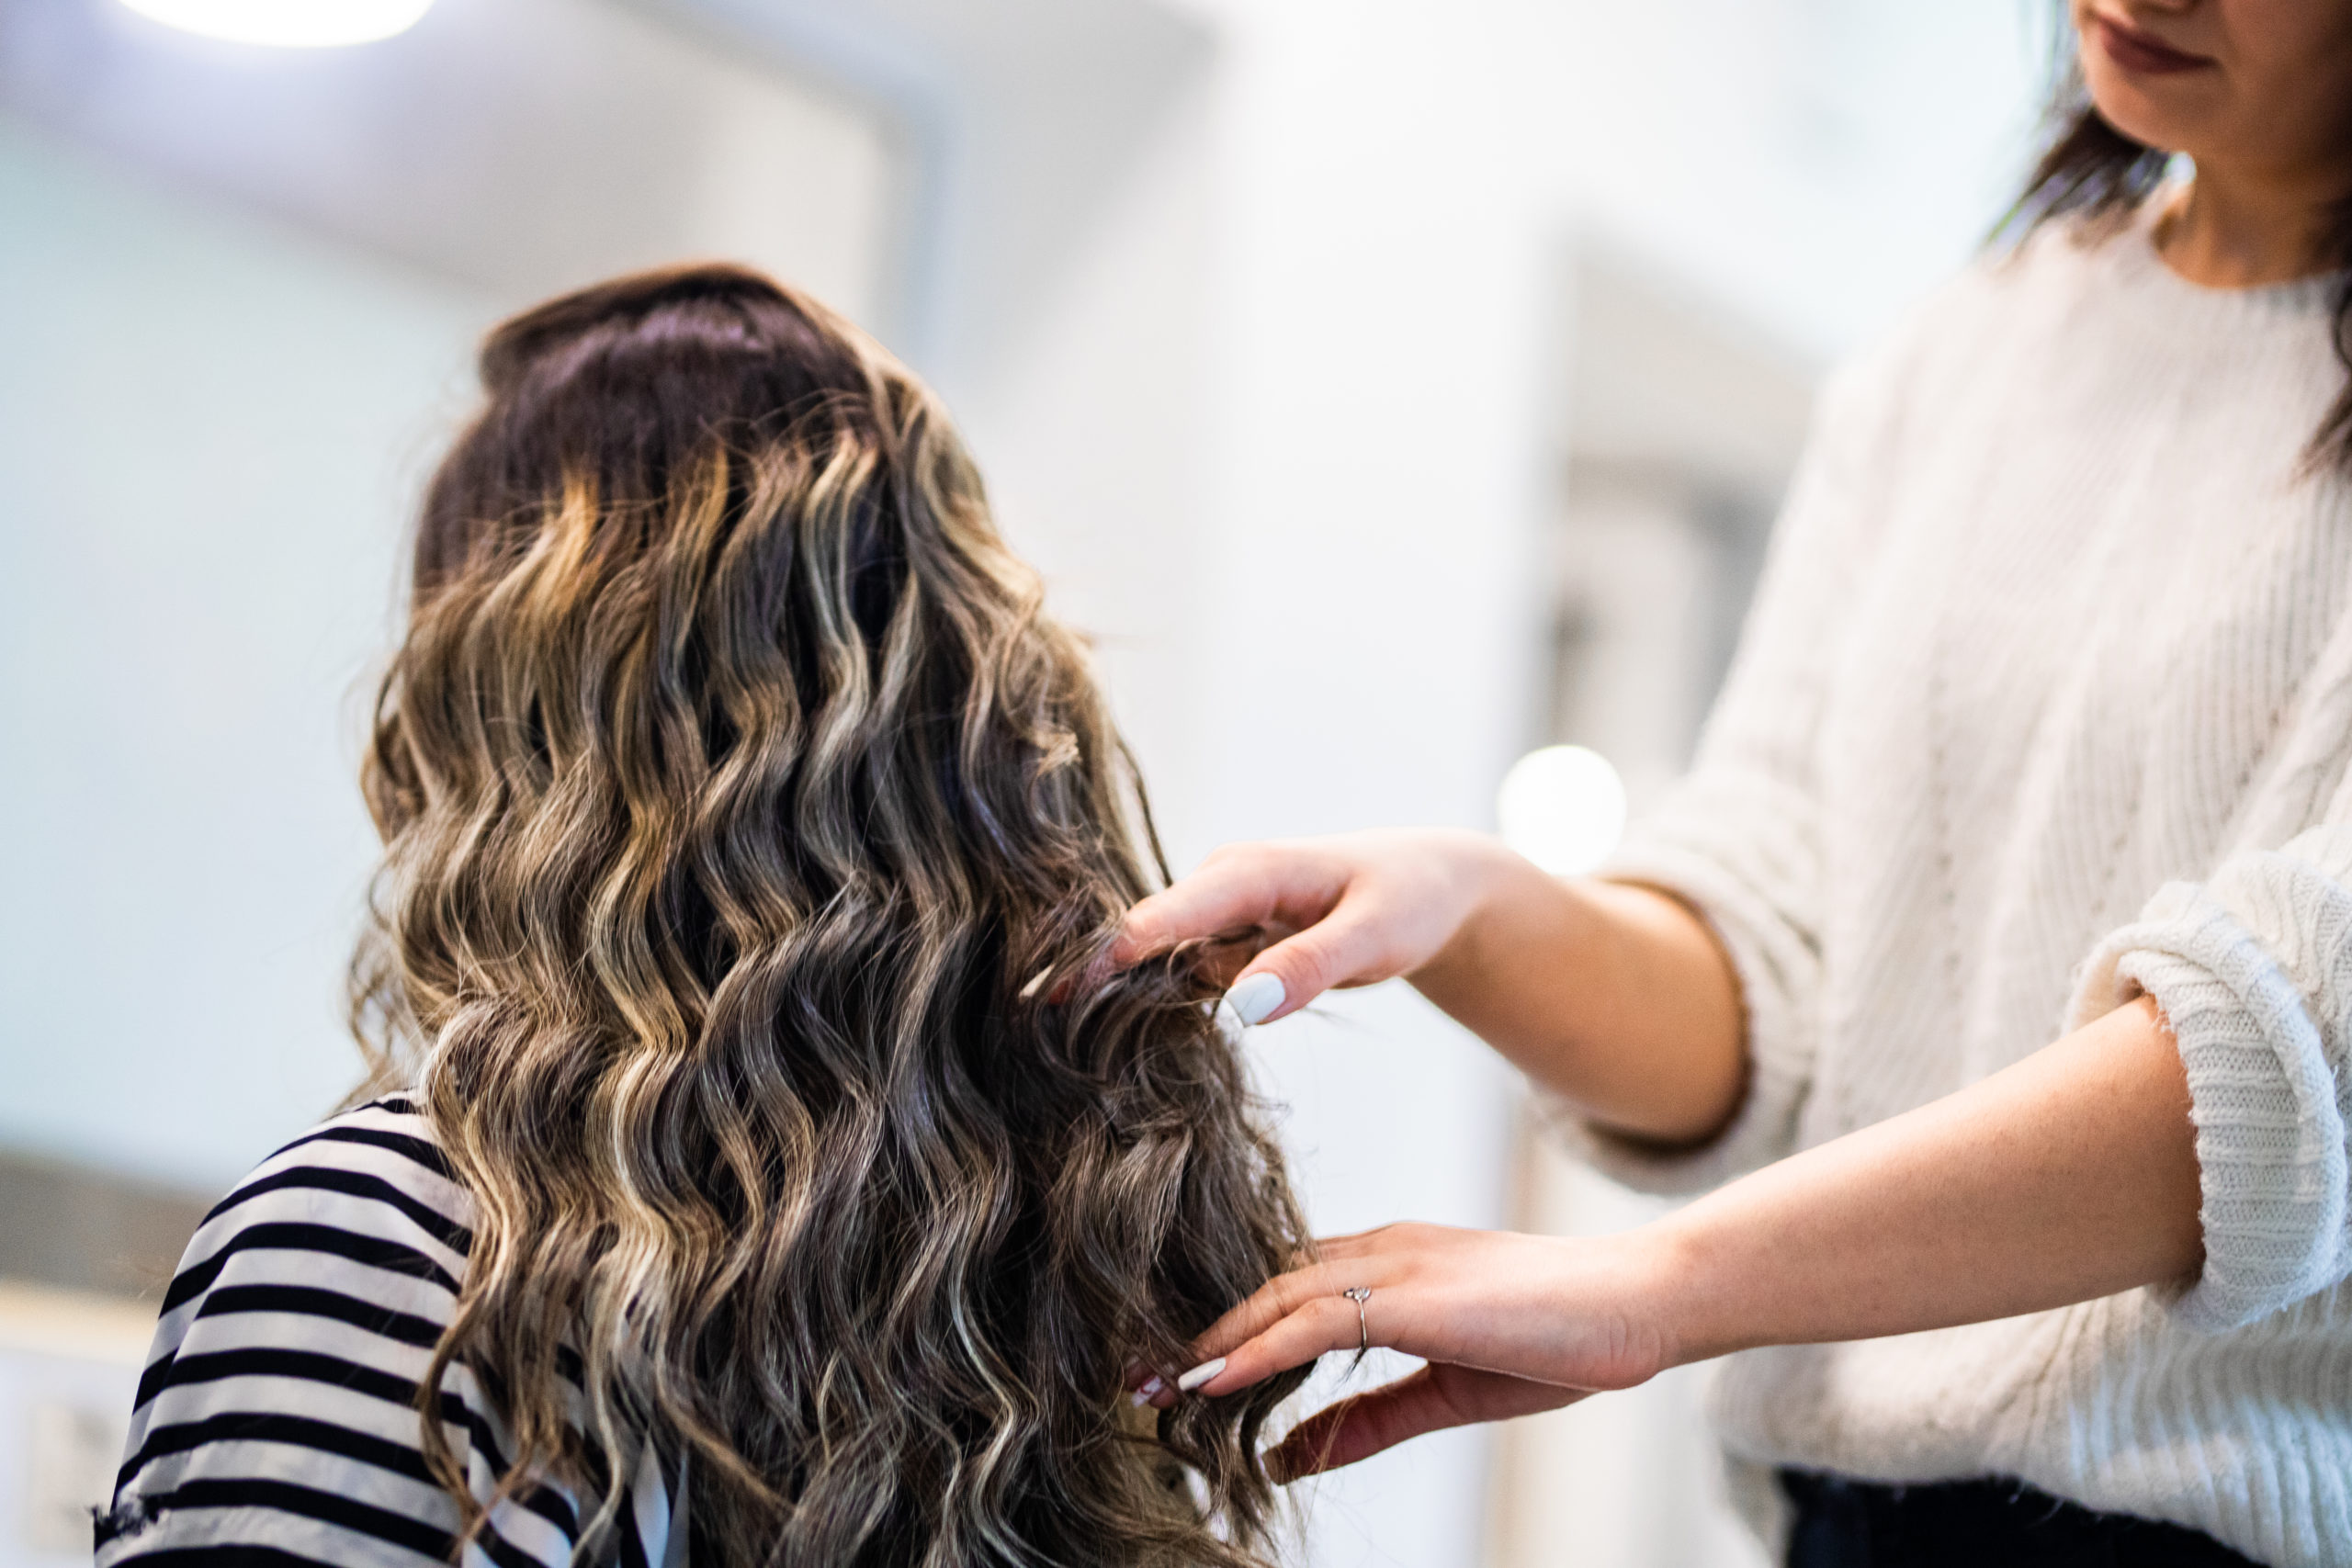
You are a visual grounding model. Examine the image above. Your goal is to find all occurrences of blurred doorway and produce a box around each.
[1486,238,1815,1568]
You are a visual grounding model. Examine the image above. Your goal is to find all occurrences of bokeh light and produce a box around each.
[1496,744,1627,876]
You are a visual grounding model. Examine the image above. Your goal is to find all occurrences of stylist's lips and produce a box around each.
[2092,13,2214,75]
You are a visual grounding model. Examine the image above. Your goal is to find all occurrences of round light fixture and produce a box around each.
[117,0,434,47]
[1496,744,1627,877]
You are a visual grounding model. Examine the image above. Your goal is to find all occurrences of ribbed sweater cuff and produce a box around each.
[1532,836,1815,1198]
[2074,886,2352,1331]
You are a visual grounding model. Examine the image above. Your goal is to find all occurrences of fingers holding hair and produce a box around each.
[1113,842,1367,1021]
[1115,831,1495,1024]
[1112,843,1320,970]
[1167,1236,1425,1401]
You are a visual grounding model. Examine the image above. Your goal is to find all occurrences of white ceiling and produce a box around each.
[0,0,901,327]
[0,0,1216,379]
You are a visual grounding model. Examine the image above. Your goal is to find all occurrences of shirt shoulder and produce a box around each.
[97,1098,509,1566]
[155,1094,475,1352]
[99,1099,674,1568]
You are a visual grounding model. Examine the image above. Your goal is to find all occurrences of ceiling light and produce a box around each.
[117,0,434,47]
[1496,745,1627,876]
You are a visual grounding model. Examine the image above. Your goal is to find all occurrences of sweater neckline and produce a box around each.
[2109,195,2342,322]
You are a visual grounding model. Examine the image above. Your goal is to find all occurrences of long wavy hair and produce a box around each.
[349,265,1311,1567]
[2005,28,2352,475]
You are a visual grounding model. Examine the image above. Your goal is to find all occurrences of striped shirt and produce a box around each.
[98,1097,682,1568]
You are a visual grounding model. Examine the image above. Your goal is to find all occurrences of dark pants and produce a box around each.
[1781,1470,2266,1568]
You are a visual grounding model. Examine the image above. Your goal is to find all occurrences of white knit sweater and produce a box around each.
[1555,206,2352,1566]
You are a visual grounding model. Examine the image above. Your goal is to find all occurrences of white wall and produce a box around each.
[1506,0,2044,359]
[0,0,905,1194]
[0,115,489,1189]
[957,6,1544,1560]
[1156,12,1539,1560]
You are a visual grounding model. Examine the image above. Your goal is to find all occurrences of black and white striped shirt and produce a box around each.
[99,1097,681,1568]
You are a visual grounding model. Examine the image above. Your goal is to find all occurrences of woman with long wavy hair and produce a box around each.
[98,265,1312,1568]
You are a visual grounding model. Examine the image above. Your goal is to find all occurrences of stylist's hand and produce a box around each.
[1112,829,1515,1025]
[1159,1222,1676,1481]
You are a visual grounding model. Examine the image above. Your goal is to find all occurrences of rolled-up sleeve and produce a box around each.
[2070,827,2352,1330]
[1538,342,1910,1196]
[1545,774,1827,1194]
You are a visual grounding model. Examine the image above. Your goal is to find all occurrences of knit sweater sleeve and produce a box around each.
[2071,818,2352,1330]
[1537,335,1911,1196]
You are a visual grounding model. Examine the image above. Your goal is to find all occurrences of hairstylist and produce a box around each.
[1122,6,2352,1565]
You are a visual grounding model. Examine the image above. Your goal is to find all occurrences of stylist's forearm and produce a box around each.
[1410,858,1746,1145]
[1652,996,2204,1366]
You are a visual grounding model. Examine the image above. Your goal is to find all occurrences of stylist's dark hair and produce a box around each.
[351,263,1312,1566]
[2003,48,2352,477]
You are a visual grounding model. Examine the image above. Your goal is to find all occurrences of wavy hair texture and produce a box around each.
[350,265,1312,1567]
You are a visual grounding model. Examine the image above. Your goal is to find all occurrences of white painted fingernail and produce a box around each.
[1129,1375,1165,1407]
[1176,1357,1227,1394]
[1224,974,1285,1026]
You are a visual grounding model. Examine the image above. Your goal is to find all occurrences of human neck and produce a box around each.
[2155,161,2346,289]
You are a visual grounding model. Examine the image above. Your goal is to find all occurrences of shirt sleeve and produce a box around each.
[2071,807,2352,1331]
[1537,334,1914,1196]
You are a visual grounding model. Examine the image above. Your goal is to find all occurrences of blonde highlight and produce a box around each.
[350,265,1309,1566]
